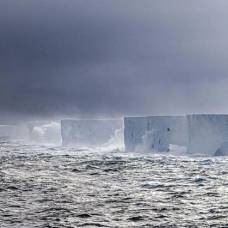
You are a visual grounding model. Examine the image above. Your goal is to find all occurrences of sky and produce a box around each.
[1,0,228,122]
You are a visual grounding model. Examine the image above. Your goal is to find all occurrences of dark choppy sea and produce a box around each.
[0,142,228,228]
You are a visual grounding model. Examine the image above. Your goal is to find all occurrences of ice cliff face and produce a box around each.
[125,114,228,155]
[28,122,61,145]
[214,142,228,156]
[60,115,228,156]
[0,125,16,141]
[187,114,228,156]
[61,119,122,147]
[124,116,188,152]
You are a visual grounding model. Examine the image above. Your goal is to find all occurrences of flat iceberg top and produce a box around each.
[187,114,228,117]
[62,119,122,121]
[125,115,186,120]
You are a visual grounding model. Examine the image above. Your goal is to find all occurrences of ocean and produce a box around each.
[0,142,228,227]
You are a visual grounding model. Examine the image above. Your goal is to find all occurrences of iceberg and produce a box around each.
[124,116,188,152]
[214,142,228,156]
[0,125,16,141]
[61,119,123,147]
[187,114,228,155]
[28,122,61,145]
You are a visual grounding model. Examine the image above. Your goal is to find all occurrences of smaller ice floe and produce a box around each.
[141,181,164,189]
[193,175,207,183]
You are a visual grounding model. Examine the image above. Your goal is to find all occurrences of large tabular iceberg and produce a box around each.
[124,116,188,152]
[28,122,61,145]
[187,114,228,156]
[0,125,16,141]
[0,124,29,142]
[61,119,123,147]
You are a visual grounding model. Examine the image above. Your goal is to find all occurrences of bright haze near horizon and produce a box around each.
[1,0,228,123]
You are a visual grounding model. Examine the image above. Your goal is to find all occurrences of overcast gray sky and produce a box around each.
[1,0,228,121]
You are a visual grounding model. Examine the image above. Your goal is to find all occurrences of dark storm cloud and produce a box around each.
[1,0,228,121]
